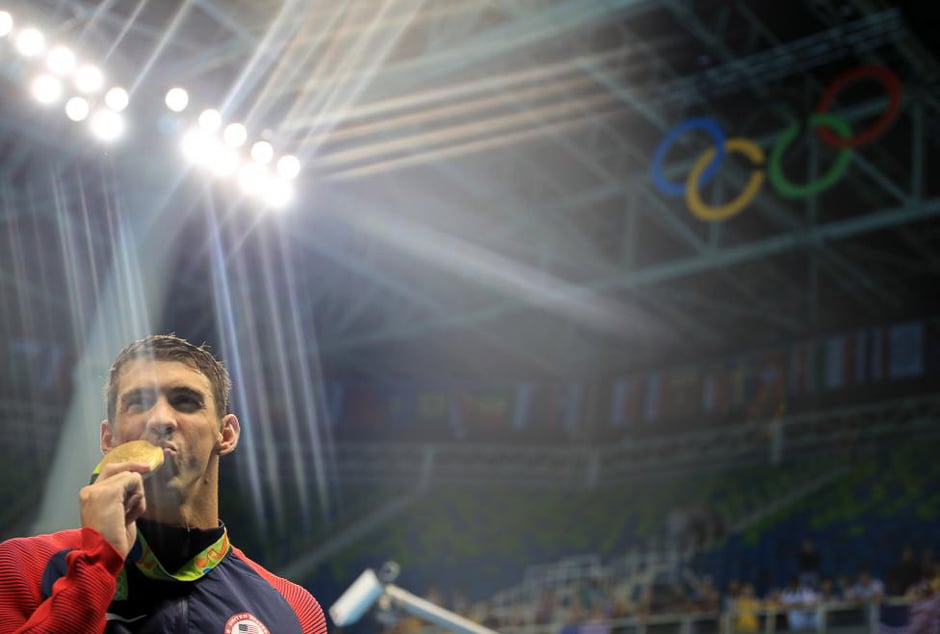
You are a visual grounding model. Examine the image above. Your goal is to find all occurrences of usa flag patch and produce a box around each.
[223,612,270,634]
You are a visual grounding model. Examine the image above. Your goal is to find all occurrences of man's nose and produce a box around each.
[145,397,178,436]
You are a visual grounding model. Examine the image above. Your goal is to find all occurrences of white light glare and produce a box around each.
[264,179,294,210]
[165,87,189,113]
[31,74,62,104]
[46,46,76,75]
[15,28,45,57]
[0,12,13,38]
[75,65,104,93]
[250,141,274,165]
[276,155,301,180]
[237,164,270,196]
[65,97,90,122]
[90,109,124,142]
[223,123,247,148]
[180,128,240,176]
[198,109,221,132]
[105,86,129,112]
[181,128,211,164]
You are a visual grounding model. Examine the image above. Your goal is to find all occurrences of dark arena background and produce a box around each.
[1,0,939,633]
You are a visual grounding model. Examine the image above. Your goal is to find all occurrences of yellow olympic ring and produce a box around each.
[685,138,766,222]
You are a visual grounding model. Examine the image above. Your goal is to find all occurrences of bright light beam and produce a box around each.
[0,11,12,37]
[105,86,129,112]
[90,109,125,142]
[46,46,76,75]
[15,28,45,57]
[65,96,90,122]
[75,65,104,93]
[165,87,189,112]
[31,75,63,104]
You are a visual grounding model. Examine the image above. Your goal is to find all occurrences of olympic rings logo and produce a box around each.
[650,66,903,222]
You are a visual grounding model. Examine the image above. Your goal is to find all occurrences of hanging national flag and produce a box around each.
[825,335,845,389]
[854,329,868,384]
[513,383,535,430]
[869,328,886,381]
[643,372,662,423]
[889,321,925,379]
[610,377,629,426]
[563,383,583,433]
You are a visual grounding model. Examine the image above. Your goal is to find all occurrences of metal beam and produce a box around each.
[321,198,940,350]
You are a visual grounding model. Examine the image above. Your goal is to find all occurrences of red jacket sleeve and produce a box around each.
[0,528,124,633]
[232,547,328,634]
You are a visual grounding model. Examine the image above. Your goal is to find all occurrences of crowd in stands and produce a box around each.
[372,540,940,634]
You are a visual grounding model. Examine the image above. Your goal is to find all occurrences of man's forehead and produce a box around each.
[116,358,212,394]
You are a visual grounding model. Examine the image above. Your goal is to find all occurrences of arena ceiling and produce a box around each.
[1,0,940,386]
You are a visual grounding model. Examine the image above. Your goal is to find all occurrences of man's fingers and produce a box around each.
[97,460,154,480]
[124,487,147,524]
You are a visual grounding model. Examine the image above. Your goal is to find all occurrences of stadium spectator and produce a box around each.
[889,546,923,596]
[797,538,822,589]
[906,580,940,634]
[722,579,742,612]
[847,569,885,603]
[534,587,557,625]
[780,576,819,631]
[689,575,721,613]
[732,583,762,633]
[579,605,612,634]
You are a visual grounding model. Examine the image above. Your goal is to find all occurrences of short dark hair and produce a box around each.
[106,334,231,421]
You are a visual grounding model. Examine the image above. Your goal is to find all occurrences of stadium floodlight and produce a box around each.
[0,11,12,37]
[180,127,213,165]
[90,108,124,142]
[31,74,62,104]
[165,87,189,112]
[263,178,294,209]
[15,28,45,57]
[46,46,76,75]
[276,155,301,180]
[104,86,129,112]
[198,108,221,132]
[223,122,247,148]
[75,64,104,93]
[237,163,269,196]
[65,96,90,122]
[250,141,274,165]
[209,146,240,178]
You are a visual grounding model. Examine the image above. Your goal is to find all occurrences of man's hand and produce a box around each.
[79,462,153,558]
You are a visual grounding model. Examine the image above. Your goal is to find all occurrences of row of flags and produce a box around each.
[0,320,930,435]
[329,321,931,436]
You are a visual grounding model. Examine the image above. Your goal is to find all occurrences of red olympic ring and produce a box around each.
[815,65,902,148]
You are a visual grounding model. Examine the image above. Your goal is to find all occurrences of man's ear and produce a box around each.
[100,420,114,454]
[217,414,240,456]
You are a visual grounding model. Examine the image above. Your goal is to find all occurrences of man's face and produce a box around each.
[101,358,238,507]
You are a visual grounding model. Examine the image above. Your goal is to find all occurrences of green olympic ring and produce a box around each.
[767,113,853,199]
[685,112,854,222]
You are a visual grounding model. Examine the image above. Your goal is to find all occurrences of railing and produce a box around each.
[308,394,940,489]
[481,599,907,634]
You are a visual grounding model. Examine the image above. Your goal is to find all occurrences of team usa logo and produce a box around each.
[223,612,270,634]
[650,66,903,222]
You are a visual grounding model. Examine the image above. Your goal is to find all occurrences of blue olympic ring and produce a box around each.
[650,117,725,196]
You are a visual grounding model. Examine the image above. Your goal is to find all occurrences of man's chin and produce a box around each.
[144,476,184,503]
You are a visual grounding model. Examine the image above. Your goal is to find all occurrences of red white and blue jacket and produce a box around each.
[0,526,327,633]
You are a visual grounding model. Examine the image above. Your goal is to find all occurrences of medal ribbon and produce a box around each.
[113,527,230,600]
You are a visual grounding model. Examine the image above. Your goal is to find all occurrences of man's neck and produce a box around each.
[135,519,225,574]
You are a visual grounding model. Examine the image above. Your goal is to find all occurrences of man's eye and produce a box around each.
[125,395,155,412]
[173,395,202,411]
